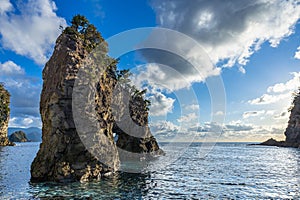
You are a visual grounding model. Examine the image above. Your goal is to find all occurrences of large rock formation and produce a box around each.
[9,131,28,142]
[260,90,300,148]
[31,15,162,183]
[283,91,300,147]
[0,84,14,146]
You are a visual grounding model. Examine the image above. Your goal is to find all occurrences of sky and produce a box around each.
[0,0,300,142]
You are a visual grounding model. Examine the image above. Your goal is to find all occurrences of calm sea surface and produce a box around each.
[0,142,299,199]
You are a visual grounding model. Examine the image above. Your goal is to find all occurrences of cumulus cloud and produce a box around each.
[9,116,41,128]
[148,90,175,116]
[177,113,198,123]
[0,61,25,76]
[184,104,200,112]
[248,72,300,105]
[0,63,42,128]
[0,0,12,14]
[213,111,224,116]
[150,120,180,133]
[267,72,300,93]
[0,0,66,65]
[294,47,300,59]
[150,0,300,68]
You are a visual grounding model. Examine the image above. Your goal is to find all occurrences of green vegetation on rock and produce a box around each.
[0,83,10,127]
[64,14,106,52]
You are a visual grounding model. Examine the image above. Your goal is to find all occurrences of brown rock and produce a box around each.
[0,84,14,146]
[31,17,163,182]
[30,32,119,183]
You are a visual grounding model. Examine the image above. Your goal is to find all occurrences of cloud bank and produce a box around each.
[0,61,42,128]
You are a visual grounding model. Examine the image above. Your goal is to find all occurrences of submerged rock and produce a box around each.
[0,84,14,146]
[31,15,162,183]
[9,131,28,142]
[261,90,300,148]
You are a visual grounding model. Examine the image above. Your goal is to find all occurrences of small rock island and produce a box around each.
[30,15,163,183]
[0,83,14,146]
[261,90,300,148]
[9,131,28,143]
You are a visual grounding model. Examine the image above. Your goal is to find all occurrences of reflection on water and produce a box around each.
[0,142,300,199]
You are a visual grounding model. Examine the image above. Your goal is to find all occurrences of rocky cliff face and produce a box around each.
[261,90,300,148]
[9,131,28,142]
[31,17,163,182]
[0,84,14,146]
[284,91,300,147]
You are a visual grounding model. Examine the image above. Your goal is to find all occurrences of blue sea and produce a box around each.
[0,142,299,199]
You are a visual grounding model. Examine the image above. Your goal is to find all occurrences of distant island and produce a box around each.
[9,131,28,143]
[8,127,42,142]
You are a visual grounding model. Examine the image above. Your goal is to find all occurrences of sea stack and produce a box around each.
[261,90,300,148]
[0,84,14,146]
[31,15,162,183]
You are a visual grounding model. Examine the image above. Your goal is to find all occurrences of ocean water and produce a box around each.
[0,142,299,199]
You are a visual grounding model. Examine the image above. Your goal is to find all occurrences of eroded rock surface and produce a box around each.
[31,16,163,182]
[0,84,14,146]
[30,32,120,183]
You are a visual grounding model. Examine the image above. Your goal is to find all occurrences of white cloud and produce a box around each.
[0,61,42,128]
[184,104,200,111]
[0,0,66,65]
[23,118,34,126]
[249,72,300,105]
[151,0,300,68]
[177,113,198,123]
[267,72,300,93]
[0,0,12,14]
[149,90,175,116]
[132,63,212,91]
[9,117,41,128]
[150,121,180,133]
[0,61,25,76]
[294,46,300,59]
[214,111,224,116]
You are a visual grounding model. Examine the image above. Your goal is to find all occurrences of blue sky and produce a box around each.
[0,0,300,142]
